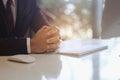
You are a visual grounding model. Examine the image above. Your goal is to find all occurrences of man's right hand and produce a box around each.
[30,25,60,53]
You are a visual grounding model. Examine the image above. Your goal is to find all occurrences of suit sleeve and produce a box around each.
[0,38,28,56]
[0,0,48,56]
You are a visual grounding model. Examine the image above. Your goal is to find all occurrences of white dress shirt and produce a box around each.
[3,0,16,25]
[2,0,31,53]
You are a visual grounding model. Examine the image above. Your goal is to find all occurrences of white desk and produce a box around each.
[0,39,120,80]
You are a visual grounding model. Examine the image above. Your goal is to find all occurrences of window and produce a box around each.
[40,0,96,40]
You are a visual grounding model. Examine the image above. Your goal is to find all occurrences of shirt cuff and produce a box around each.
[26,38,31,53]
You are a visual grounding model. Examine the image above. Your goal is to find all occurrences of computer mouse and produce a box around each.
[8,54,36,63]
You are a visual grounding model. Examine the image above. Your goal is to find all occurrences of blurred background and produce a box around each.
[39,0,120,80]
[39,0,105,40]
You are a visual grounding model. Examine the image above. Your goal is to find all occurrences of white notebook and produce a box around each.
[56,39,108,57]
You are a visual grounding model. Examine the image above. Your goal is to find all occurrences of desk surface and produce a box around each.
[0,39,120,80]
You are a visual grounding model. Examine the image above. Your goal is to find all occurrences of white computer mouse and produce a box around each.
[8,54,36,63]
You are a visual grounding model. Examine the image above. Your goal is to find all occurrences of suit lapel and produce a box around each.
[0,0,9,36]
[0,0,6,23]
[15,0,25,27]
[14,0,37,37]
[0,0,30,37]
[15,0,35,37]
[14,0,27,37]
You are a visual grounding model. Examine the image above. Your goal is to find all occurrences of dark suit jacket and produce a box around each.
[0,0,47,55]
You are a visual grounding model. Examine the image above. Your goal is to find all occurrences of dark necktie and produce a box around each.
[6,0,14,33]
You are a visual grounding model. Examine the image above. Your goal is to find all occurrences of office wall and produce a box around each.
[101,0,120,39]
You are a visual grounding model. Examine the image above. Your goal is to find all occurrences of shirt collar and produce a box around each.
[3,0,15,7]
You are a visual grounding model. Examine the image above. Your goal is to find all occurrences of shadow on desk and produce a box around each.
[0,54,62,80]
[33,54,62,79]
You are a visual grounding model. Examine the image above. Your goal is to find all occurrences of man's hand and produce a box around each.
[30,26,60,53]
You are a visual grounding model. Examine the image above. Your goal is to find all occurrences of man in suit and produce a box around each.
[0,0,60,55]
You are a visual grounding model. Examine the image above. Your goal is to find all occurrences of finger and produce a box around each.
[46,49,55,53]
[40,25,48,30]
[47,30,60,40]
[35,26,48,35]
[46,26,58,30]
[47,36,60,44]
[46,45,59,53]
[47,25,59,32]
[47,43,59,50]
[47,29,59,36]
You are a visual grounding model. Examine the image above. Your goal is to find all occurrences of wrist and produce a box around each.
[27,38,31,53]
[30,39,44,53]
[30,39,36,53]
